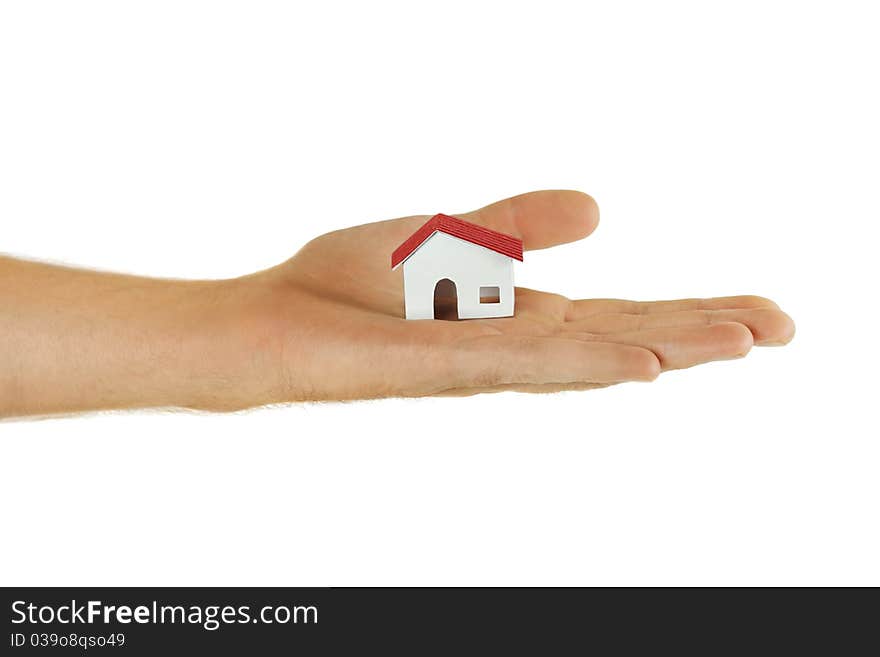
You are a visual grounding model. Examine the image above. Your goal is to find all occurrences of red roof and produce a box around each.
[391,214,524,269]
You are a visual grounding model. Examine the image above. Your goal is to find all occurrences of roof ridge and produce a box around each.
[391,214,524,269]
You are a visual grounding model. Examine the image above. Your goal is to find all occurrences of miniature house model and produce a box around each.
[391,213,524,320]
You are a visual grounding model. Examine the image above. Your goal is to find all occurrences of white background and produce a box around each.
[1,1,878,586]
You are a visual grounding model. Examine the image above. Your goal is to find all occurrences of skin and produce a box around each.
[0,190,794,418]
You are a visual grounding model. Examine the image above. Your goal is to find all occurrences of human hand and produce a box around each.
[240,190,795,402]
[0,190,795,416]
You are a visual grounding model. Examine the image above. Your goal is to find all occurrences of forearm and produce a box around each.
[0,256,279,417]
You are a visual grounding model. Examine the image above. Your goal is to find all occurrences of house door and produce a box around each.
[433,278,458,320]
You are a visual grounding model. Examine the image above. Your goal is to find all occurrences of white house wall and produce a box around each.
[401,231,515,320]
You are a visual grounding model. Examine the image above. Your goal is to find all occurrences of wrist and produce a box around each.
[173,273,289,412]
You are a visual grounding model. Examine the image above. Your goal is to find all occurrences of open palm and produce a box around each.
[264,190,793,400]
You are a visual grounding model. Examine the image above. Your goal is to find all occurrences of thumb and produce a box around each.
[458,189,599,251]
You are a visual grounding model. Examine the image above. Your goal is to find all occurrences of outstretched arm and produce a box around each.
[0,256,270,416]
[0,190,795,418]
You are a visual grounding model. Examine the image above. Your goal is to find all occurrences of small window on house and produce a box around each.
[479,286,501,303]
